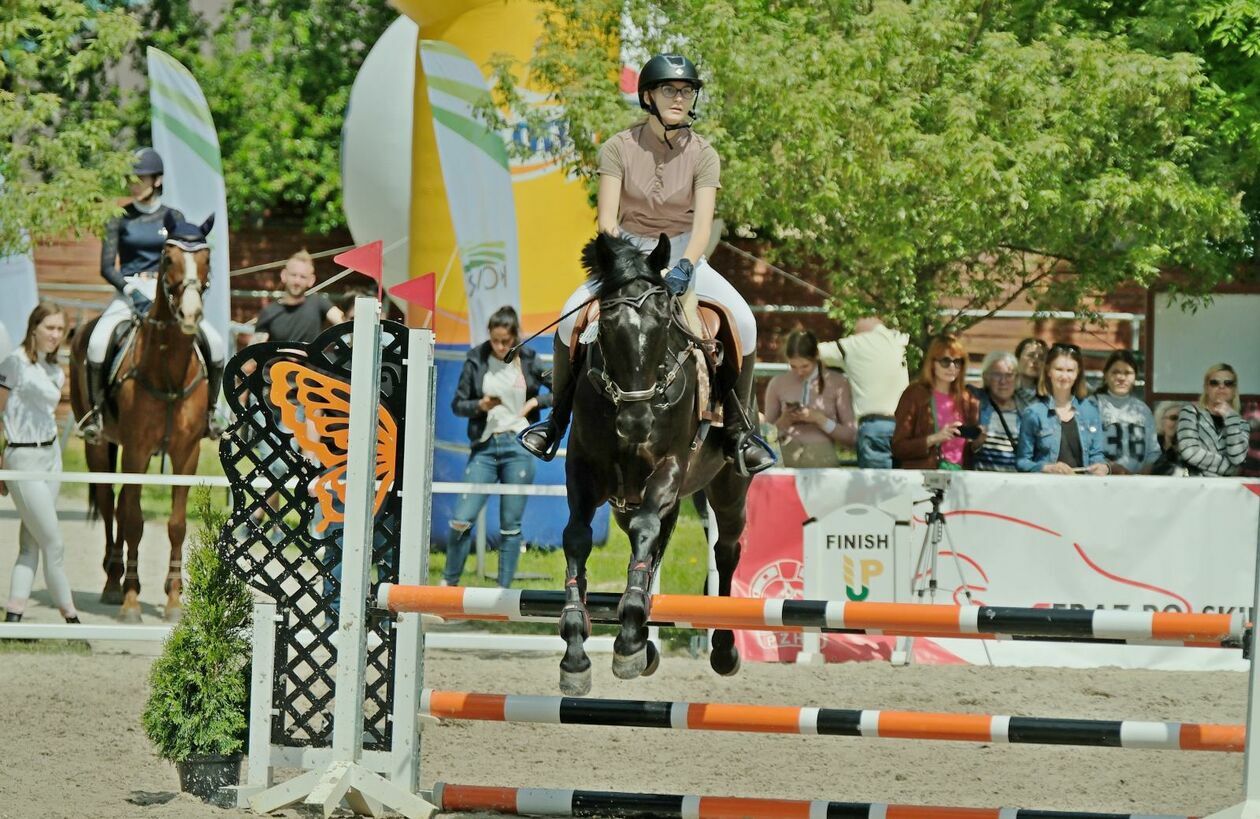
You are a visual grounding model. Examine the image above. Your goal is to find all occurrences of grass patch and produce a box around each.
[61,438,231,522]
[0,639,92,655]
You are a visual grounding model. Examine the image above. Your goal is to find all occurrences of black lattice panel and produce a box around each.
[217,321,410,751]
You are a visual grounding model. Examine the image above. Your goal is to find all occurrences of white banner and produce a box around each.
[792,470,1260,671]
[419,40,521,345]
[0,175,37,359]
[146,47,230,344]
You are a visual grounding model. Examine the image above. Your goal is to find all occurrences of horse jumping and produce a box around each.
[69,212,217,622]
[554,232,753,695]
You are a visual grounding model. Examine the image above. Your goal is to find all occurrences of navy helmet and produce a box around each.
[132,147,164,177]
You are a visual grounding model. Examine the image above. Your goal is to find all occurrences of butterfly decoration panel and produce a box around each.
[217,320,410,751]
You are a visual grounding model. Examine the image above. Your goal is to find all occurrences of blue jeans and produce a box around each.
[856,418,895,469]
[444,433,537,587]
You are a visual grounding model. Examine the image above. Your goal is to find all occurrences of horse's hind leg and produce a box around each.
[86,442,122,604]
[559,470,599,696]
[705,467,750,677]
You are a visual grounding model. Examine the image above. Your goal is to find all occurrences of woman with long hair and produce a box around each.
[891,333,980,469]
[764,330,856,468]
[1015,344,1107,474]
[1091,349,1158,474]
[1,301,79,625]
[444,306,551,587]
[1175,363,1248,476]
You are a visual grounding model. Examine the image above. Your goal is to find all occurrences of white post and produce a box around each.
[390,328,436,791]
[236,599,277,806]
[1204,499,1260,819]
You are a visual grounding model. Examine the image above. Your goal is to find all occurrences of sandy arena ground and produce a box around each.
[0,510,1249,818]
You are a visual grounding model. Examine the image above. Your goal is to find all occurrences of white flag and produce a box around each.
[146,47,230,343]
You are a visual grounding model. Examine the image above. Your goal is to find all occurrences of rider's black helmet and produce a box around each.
[132,147,164,177]
[637,54,703,112]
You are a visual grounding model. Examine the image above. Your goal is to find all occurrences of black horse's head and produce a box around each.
[583,232,674,444]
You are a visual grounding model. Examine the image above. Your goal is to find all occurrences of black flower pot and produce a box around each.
[175,753,242,801]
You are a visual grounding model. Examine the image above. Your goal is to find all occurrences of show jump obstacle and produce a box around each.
[222,299,1260,818]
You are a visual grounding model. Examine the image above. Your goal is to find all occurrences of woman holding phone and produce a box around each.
[764,330,855,467]
[1015,343,1107,474]
[891,333,980,469]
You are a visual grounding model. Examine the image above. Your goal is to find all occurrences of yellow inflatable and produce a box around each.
[388,0,594,341]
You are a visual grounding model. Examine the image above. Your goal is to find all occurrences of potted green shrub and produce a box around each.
[142,488,252,801]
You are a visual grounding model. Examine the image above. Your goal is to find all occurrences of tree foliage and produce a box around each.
[0,0,139,256]
[129,0,394,234]
[495,0,1250,343]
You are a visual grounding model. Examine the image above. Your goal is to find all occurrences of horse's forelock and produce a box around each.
[583,233,656,298]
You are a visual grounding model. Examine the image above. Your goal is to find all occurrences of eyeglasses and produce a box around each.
[1050,343,1081,356]
[936,357,965,368]
[1209,378,1237,388]
[655,85,698,101]
[988,372,1016,381]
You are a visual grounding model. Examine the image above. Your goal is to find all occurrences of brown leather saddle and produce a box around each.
[570,296,741,423]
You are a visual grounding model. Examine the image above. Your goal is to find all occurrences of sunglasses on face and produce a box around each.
[1209,378,1237,388]
[936,357,965,368]
[1050,343,1081,356]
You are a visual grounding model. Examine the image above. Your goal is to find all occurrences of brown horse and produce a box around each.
[69,212,216,622]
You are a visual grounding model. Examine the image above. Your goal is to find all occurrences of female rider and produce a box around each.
[82,147,224,442]
[520,54,773,475]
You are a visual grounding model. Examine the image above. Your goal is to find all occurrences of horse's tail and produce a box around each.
[85,442,118,522]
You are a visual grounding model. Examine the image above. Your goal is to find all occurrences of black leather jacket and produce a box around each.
[451,342,552,446]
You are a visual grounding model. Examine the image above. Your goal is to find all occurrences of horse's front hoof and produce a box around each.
[100,588,123,605]
[641,641,660,677]
[711,648,741,677]
[118,607,142,624]
[559,666,592,696]
[612,648,648,680]
[163,605,182,623]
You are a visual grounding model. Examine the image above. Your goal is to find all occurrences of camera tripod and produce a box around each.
[895,482,993,666]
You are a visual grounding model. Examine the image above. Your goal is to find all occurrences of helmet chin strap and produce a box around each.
[647,101,696,149]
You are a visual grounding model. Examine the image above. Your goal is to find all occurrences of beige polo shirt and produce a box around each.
[598,123,720,237]
[818,324,910,418]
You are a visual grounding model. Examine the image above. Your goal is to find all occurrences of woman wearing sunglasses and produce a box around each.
[892,333,980,469]
[1175,364,1248,476]
[1016,344,1107,475]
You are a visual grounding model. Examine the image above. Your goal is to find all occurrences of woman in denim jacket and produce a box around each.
[1016,344,1109,475]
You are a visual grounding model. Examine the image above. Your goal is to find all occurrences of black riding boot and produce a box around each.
[81,362,107,444]
[722,353,776,476]
[519,337,576,462]
[205,360,225,440]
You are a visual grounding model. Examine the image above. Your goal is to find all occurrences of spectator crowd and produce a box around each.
[765,323,1253,478]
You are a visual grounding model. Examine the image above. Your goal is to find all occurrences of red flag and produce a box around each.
[389,272,436,312]
[333,240,383,281]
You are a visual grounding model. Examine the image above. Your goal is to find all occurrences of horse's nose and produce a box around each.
[615,402,653,444]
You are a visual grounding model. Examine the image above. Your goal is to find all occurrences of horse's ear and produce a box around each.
[164,210,179,235]
[647,233,670,275]
[199,213,215,236]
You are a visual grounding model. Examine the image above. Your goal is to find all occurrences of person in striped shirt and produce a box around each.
[1176,363,1248,476]
[968,351,1021,471]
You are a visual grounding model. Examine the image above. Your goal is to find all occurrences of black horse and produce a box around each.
[557,233,752,696]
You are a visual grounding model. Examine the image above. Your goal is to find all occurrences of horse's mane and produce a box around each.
[582,233,662,299]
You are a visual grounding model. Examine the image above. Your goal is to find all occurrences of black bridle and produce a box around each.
[587,283,699,409]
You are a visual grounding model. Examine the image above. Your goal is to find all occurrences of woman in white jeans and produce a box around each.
[1,301,79,625]
[520,53,773,475]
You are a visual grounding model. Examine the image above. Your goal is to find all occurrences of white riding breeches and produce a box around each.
[557,231,756,357]
[4,445,74,615]
[88,278,225,364]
